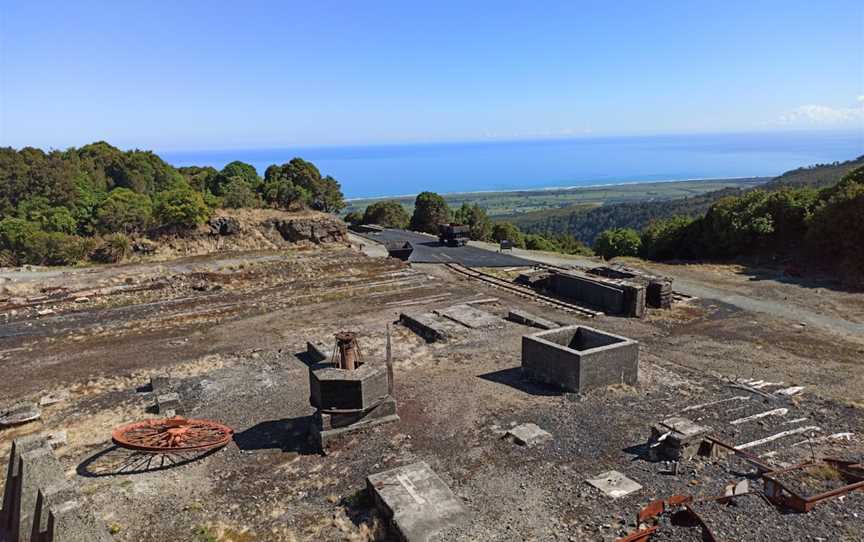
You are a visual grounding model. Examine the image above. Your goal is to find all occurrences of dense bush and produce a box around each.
[263,158,345,212]
[491,222,525,248]
[153,187,211,228]
[453,203,492,241]
[96,188,152,233]
[594,228,641,259]
[221,177,262,209]
[362,200,410,229]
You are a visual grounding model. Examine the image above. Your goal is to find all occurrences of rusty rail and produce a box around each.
[444,263,600,317]
[763,458,864,512]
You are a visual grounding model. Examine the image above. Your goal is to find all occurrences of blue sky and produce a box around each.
[1,0,862,150]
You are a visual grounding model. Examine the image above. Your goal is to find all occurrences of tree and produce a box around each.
[491,222,525,248]
[362,200,410,228]
[409,192,450,233]
[525,234,558,251]
[343,211,363,225]
[453,203,492,240]
[212,161,260,195]
[807,166,864,283]
[262,158,345,212]
[96,188,153,233]
[701,191,773,258]
[153,185,211,228]
[640,215,698,260]
[594,228,641,259]
[221,177,261,208]
[262,176,310,210]
[314,175,346,213]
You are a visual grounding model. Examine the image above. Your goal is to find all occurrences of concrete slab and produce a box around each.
[507,309,559,330]
[399,312,463,342]
[47,499,112,542]
[0,403,41,427]
[367,461,467,542]
[38,391,70,407]
[435,304,500,329]
[156,392,181,415]
[586,470,642,498]
[504,423,552,446]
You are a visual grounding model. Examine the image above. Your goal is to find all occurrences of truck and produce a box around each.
[437,223,470,247]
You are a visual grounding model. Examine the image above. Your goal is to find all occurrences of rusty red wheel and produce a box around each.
[112,417,234,452]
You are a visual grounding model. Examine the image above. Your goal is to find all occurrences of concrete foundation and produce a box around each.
[586,470,642,498]
[648,417,711,461]
[434,304,500,329]
[521,325,639,393]
[399,312,463,342]
[367,461,467,542]
[507,309,559,330]
[504,423,553,446]
[308,363,398,450]
[306,340,329,362]
[549,271,646,317]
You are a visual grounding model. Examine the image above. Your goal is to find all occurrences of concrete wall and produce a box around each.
[551,273,625,314]
[522,325,639,393]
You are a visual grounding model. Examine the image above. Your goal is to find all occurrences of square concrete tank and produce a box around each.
[309,364,390,411]
[521,325,638,393]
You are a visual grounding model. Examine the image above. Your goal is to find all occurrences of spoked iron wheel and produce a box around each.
[112,417,234,453]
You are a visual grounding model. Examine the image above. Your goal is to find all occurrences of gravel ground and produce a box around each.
[1,247,863,541]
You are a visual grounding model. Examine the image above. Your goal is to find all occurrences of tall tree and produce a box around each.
[362,200,410,228]
[409,191,450,233]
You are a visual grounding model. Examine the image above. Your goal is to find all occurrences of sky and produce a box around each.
[1,0,862,150]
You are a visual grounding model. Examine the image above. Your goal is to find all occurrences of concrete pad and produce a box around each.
[435,304,500,329]
[38,391,70,407]
[367,461,467,542]
[0,402,41,427]
[47,499,112,542]
[504,423,553,446]
[399,312,463,342]
[586,470,642,498]
[156,392,181,415]
[507,309,559,330]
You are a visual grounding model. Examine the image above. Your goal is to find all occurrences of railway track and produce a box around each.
[444,263,602,318]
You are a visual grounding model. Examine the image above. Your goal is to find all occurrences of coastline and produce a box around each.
[345,175,769,202]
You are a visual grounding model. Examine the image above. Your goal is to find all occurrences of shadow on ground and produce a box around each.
[478,367,562,397]
[233,416,318,455]
[77,445,220,477]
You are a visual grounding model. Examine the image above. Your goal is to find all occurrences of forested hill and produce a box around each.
[761,155,864,190]
[511,156,864,243]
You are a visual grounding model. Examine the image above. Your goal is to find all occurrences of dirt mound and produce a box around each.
[143,208,348,259]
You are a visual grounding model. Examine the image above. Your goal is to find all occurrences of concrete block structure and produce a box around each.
[367,461,467,542]
[308,363,398,449]
[399,312,463,342]
[1,437,108,542]
[507,309,559,330]
[521,325,639,393]
[548,271,647,317]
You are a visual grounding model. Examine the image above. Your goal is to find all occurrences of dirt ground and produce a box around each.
[1,242,863,541]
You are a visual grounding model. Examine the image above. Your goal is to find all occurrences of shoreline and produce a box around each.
[344,175,769,202]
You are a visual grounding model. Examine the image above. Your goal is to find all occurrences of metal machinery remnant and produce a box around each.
[332,331,362,371]
[111,417,234,453]
[437,223,470,247]
[762,458,864,512]
[385,241,414,261]
[309,331,399,451]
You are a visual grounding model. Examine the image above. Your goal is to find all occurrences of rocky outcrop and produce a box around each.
[261,216,347,244]
[145,209,348,260]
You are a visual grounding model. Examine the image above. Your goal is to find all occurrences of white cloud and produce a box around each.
[777,99,864,126]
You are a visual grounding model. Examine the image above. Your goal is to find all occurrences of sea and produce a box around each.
[159,131,864,199]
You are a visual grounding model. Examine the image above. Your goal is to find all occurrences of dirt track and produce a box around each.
[1,244,862,541]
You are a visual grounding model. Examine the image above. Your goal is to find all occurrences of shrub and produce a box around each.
[92,233,131,263]
[525,234,558,252]
[640,215,698,260]
[491,222,525,248]
[362,200,410,228]
[594,228,641,259]
[221,177,261,208]
[96,188,152,233]
[153,186,211,228]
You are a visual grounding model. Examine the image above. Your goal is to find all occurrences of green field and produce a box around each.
[344,177,768,217]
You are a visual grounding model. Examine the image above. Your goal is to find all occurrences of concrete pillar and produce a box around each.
[13,447,65,542]
[2,435,50,540]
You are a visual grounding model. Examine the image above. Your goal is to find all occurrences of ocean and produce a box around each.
[159,131,863,199]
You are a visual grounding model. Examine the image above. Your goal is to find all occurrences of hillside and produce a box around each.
[761,155,864,190]
[511,157,864,243]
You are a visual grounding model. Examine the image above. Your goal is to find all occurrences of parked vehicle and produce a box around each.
[437,224,470,247]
